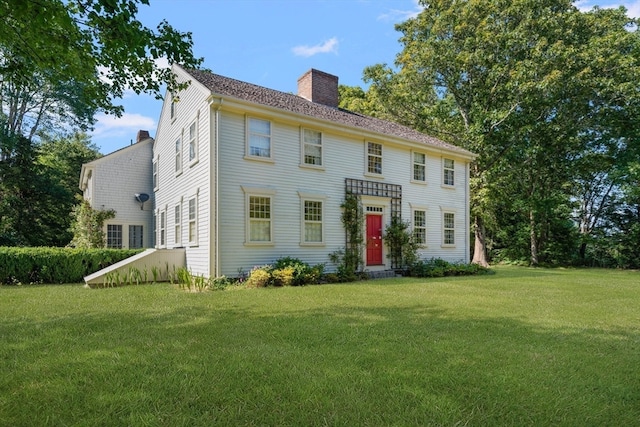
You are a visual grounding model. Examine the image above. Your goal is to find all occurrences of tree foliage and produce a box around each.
[341,0,640,267]
[0,0,202,136]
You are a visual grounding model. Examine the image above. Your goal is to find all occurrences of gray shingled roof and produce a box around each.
[185,68,474,157]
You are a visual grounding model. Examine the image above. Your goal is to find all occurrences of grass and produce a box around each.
[1,266,639,426]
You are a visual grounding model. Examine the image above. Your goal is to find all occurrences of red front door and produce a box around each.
[366,214,383,266]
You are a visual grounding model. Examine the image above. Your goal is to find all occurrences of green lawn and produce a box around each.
[1,267,639,426]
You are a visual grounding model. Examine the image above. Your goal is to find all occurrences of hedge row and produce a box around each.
[0,247,143,285]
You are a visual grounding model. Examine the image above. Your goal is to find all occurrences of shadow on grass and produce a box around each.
[1,296,639,426]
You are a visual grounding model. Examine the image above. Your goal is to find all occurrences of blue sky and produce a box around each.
[90,0,640,154]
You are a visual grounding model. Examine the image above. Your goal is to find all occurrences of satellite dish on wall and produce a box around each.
[135,193,150,210]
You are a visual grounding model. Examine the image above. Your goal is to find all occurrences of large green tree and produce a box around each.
[343,0,640,266]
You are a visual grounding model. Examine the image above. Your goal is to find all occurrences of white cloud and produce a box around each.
[576,1,640,17]
[378,0,423,21]
[91,112,156,140]
[292,37,339,58]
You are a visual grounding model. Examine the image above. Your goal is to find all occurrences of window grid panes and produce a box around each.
[303,129,322,166]
[175,205,181,245]
[189,121,197,161]
[188,198,197,243]
[153,160,158,189]
[413,152,426,181]
[160,211,166,246]
[129,225,143,249]
[249,196,271,242]
[414,210,426,245]
[248,118,271,158]
[304,200,323,243]
[368,142,382,174]
[444,212,455,245]
[107,224,122,249]
[444,158,455,186]
[175,138,182,173]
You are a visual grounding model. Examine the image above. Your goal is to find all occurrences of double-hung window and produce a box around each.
[303,200,323,243]
[413,152,426,182]
[443,158,455,186]
[188,197,197,245]
[175,138,182,174]
[188,121,198,163]
[160,210,166,246]
[413,210,427,245]
[443,212,455,246]
[303,129,322,166]
[153,158,158,190]
[248,117,271,158]
[367,142,382,175]
[248,196,272,242]
[174,204,181,245]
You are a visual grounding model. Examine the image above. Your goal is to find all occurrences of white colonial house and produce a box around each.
[79,130,154,249]
[151,65,476,278]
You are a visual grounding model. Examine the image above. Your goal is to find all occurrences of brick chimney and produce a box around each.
[136,130,150,143]
[297,69,339,108]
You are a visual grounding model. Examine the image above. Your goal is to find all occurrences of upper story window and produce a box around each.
[188,120,198,164]
[303,129,322,166]
[247,117,271,159]
[152,159,158,190]
[413,152,426,182]
[175,138,182,174]
[443,158,455,186]
[170,97,176,121]
[367,142,382,175]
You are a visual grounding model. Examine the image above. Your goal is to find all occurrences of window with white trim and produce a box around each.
[174,204,181,245]
[175,137,182,174]
[188,197,197,245]
[303,200,323,243]
[413,210,427,245]
[443,212,455,245]
[247,117,271,158]
[413,152,426,182]
[248,195,272,243]
[367,142,382,175]
[159,210,166,246]
[170,97,176,121]
[129,225,144,249]
[443,158,455,186]
[107,224,122,248]
[303,129,322,166]
[152,158,158,190]
[188,120,198,163]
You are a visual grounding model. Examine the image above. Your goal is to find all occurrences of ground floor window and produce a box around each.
[249,195,271,242]
[129,225,144,249]
[303,200,323,243]
[443,212,455,245]
[107,224,122,248]
[188,197,197,244]
[413,210,427,245]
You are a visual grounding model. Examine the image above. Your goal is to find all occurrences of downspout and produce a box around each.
[211,99,223,277]
[465,161,470,263]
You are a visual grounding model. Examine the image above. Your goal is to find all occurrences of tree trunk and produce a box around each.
[530,210,539,266]
[471,215,490,267]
